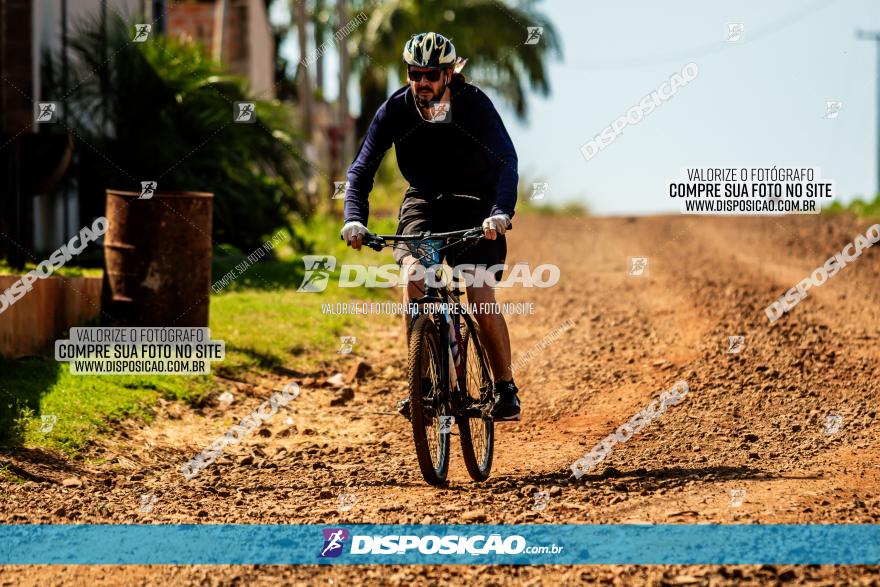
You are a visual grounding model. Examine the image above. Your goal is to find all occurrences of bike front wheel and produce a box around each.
[407,313,450,486]
[458,319,494,481]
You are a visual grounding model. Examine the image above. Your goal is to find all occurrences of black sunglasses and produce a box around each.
[408,69,444,83]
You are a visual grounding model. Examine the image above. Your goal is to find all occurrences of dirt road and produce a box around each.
[2,214,880,585]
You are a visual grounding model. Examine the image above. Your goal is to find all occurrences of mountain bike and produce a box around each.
[360,227,495,486]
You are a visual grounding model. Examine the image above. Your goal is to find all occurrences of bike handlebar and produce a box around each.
[341,223,513,252]
[360,227,488,252]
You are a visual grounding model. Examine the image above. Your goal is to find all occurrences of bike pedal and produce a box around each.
[462,406,485,418]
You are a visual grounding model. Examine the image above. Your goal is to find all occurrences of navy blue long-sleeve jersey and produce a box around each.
[343,74,518,226]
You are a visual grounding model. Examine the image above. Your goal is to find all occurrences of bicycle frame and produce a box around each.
[361,227,492,419]
[352,225,497,484]
[412,270,474,419]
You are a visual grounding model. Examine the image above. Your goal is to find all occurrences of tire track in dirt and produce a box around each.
[578,215,880,527]
[2,214,879,585]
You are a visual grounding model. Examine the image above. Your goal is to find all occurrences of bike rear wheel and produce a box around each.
[458,319,494,481]
[408,313,450,485]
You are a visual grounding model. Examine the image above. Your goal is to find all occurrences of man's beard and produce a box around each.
[414,79,447,108]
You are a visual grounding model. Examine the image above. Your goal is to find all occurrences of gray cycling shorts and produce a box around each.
[391,187,507,283]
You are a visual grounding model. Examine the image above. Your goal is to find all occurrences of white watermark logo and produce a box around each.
[297,258,561,291]
[297,256,337,292]
[139,181,156,200]
[39,415,58,433]
[133,24,151,42]
[727,23,744,42]
[301,12,367,69]
[438,416,455,434]
[729,488,746,507]
[332,181,348,200]
[427,101,451,123]
[530,182,549,201]
[212,230,288,294]
[324,301,536,317]
[671,167,831,215]
[234,102,256,123]
[337,336,356,354]
[338,493,357,512]
[349,534,560,556]
[824,100,842,119]
[525,27,544,45]
[571,380,690,478]
[765,224,880,322]
[55,327,224,375]
[824,413,843,435]
[581,62,698,162]
[139,493,158,513]
[35,102,58,123]
[532,491,550,511]
[0,217,108,315]
[181,383,300,480]
[629,257,648,276]
[511,319,576,374]
[727,335,745,354]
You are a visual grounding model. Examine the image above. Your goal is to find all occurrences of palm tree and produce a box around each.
[349,0,561,138]
[42,13,311,251]
[293,0,314,138]
[336,0,354,163]
[312,0,331,96]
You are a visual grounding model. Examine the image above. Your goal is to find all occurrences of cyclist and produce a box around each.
[340,32,521,421]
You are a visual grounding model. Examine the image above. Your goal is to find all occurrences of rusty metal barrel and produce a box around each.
[101,189,213,327]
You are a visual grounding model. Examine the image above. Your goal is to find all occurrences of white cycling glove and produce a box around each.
[341,221,367,244]
[482,214,511,237]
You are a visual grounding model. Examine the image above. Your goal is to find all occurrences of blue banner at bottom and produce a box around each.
[1,524,879,565]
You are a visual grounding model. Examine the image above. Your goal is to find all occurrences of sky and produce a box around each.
[274,0,879,216]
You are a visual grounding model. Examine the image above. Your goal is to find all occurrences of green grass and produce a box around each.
[0,364,215,454]
[210,275,397,376]
[0,181,583,455]
[0,259,103,277]
[0,212,401,453]
[0,189,584,455]
[210,212,400,375]
[515,174,590,217]
[518,199,590,217]
[0,463,28,484]
[291,213,400,265]
[825,194,880,218]
[321,146,409,220]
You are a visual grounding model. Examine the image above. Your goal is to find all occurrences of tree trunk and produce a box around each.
[293,0,316,207]
[357,67,388,142]
[212,0,228,63]
[294,0,313,138]
[336,0,352,163]
[313,0,325,96]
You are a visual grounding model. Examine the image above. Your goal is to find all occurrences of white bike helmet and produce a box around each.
[403,32,456,68]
